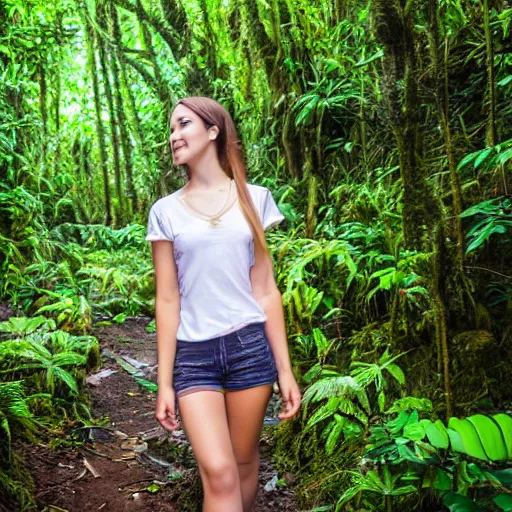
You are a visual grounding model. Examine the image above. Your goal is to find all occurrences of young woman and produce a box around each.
[145,96,301,512]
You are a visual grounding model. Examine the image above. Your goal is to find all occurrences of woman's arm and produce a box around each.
[151,241,181,388]
[250,249,301,419]
[250,254,292,374]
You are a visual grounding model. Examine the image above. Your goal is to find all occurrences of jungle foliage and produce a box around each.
[1,0,511,510]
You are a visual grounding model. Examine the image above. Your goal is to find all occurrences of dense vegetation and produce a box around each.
[1,0,511,510]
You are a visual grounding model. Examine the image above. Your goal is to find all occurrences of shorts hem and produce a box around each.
[176,385,224,398]
[224,380,276,393]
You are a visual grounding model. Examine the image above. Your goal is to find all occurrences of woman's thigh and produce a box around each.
[225,384,273,463]
[178,390,238,474]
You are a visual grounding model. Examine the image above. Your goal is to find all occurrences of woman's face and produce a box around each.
[169,104,216,166]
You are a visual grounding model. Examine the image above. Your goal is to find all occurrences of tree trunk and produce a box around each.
[38,59,48,168]
[372,0,453,417]
[97,3,124,225]
[83,8,112,225]
[432,223,453,418]
[372,0,437,249]
[427,0,465,270]
[483,0,497,146]
[53,47,61,176]
[110,2,138,215]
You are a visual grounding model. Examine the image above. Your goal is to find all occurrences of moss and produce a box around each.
[169,469,203,512]
[0,450,36,512]
[452,330,495,352]
[475,303,492,331]
[269,415,365,509]
[86,343,102,371]
[346,321,392,361]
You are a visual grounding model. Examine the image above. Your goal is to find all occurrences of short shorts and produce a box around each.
[173,321,278,399]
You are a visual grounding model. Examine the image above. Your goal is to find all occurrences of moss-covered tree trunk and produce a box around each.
[372,0,453,417]
[373,0,436,249]
[53,45,61,176]
[97,3,124,226]
[119,61,153,207]
[38,59,48,168]
[110,2,138,215]
[83,8,112,225]
[483,0,497,147]
[427,0,465,262]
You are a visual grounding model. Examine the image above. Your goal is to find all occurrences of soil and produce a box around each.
[19,317,301,512]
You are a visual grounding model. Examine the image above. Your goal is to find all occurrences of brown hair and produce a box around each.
[172,96,271,260]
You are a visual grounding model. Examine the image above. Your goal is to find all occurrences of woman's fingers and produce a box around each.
[278,392,301,420]
[158,413,180,431]
[160,417,180,431]
[155,404,180,431]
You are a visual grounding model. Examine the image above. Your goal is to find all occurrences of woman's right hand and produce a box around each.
[155,385,180,431]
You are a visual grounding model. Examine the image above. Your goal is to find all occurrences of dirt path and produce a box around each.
[24,318,299,511]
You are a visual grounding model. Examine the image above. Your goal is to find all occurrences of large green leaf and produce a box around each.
[467,414,508,461]
[493,414,512,459]
[448,418,488,461]
[446,427,466,454]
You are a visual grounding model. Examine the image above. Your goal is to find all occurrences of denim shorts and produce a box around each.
[173,322,278,399]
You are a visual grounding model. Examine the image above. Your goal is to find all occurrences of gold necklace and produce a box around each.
[180,179,235,227]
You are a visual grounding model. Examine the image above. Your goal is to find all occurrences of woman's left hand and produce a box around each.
[277,370,302,420]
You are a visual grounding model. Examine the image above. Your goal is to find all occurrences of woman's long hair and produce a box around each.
[172,96,271,260]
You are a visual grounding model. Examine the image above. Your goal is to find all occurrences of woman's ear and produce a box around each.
[208,125,220,141]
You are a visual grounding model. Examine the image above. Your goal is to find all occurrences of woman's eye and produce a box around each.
[171,120,189,133]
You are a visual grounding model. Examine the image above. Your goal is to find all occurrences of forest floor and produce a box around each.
[18,317,300,512]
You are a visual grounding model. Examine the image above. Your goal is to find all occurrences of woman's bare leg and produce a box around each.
[225,384,273,512]
[178,390,243,512]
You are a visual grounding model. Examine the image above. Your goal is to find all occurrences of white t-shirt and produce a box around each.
[145,183,285,341]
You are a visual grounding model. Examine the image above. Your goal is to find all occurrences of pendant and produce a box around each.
[209,218,220,227]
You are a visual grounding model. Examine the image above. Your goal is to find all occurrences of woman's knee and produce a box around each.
[236,450,259,479]
[201,461,240,495]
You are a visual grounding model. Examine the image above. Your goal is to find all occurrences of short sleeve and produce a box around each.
[145,202,175,242]
[261,188,285,231]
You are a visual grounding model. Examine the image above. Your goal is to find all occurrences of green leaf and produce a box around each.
[386,411,410,434]
[53,367,79,394]
[467,414,508,461]
[325,417,345,454]
[497,75,512,87]
[448,418,488,461]
[397,444,427,464]
[378,390,386,412]
[304,397,339,431]
[473,147,493,169]
[492,414,512,459]
[489,469,512,486]
[386,364,405,385]
[457,151,479,171]
[493,494,512,512]
[422,419,449,449]
[447,428,466,454]
[443,492,480,511]
[433,469,452,491]
[403,422,426,441]
[385,397,433,415]
[134,377,158,393]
